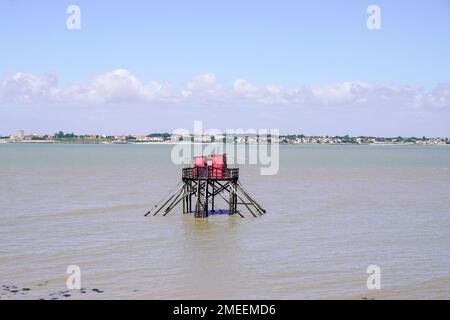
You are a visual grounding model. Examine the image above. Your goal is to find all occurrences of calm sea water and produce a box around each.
[0,144,449,300]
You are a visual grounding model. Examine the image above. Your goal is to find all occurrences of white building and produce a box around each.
[10,130,25,142]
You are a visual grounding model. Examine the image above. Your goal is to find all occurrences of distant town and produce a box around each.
[1,130,449,146]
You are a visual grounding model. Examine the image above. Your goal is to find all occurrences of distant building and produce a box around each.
[193,135,212,143]
[10,130,25,142]
[171,134,191,142]
[148,136,164,142]
[136,136,151,142]
[17,130,25,138]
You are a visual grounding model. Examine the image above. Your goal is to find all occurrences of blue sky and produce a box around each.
[1,0,450,136]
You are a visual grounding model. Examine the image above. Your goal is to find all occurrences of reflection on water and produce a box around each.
[0,144,449,299]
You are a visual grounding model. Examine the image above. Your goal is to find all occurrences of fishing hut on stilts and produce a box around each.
[145,154,266,218]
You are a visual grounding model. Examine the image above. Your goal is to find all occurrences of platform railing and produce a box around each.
[182,167,239,179]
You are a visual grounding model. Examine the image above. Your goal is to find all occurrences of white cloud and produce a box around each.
[310,81,366,105]
[1,72,59,103]
[86,69,144,103]
[59,69,181,104]
[0,69,449,109]
[184,73,220,95]
[423,84,450,108]
[234,79,258,96]
[181,73,228,104]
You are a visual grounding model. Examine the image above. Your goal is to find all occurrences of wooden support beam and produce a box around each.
[237,182,266,214]
[162,187,185,216]
[229,183,258,217]
[147,188,179,216]
[218,192,244,218]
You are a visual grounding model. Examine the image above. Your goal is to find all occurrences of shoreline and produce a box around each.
[1,141,449,147]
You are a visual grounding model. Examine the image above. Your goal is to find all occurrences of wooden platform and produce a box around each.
[182,167,239,181]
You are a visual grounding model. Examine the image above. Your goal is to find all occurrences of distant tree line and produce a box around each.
[147,133,171,140]
[54,131,76,139]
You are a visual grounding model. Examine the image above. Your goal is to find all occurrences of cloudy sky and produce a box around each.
[1,0,449,136]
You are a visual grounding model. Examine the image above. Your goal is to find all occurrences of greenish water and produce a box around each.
[0,144,449,299]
